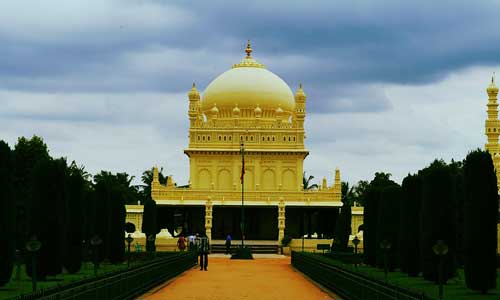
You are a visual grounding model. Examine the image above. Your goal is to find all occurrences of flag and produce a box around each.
[240,154,245,184]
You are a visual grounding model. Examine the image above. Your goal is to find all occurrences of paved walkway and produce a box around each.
[140,257,338,300]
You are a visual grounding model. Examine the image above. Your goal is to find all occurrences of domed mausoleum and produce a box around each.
[126,43,360,249]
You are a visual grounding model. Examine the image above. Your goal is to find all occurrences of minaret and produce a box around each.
[485,75,500,189]
[188,83,201,127]
[294,83,306,128]
[333,167,341,202]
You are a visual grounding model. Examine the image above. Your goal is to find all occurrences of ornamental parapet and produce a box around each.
[152,186,341,206]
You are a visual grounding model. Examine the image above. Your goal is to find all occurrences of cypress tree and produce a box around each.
[464,150,498,293]
[27,158,66,279]
[0,141,14,286]
[333,201,352,251]
[399,174,422,276]
[376,185,401,271]
[63,162,85,273]
[420,160,457,283]
[363,173,396,266]
[142,199,158,252]
[363,186,379,265]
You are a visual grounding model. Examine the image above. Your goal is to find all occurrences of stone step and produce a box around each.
[211,244,279,254]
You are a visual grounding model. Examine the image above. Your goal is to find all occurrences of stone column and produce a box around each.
[205,197,213,240]
[278,198,286,243]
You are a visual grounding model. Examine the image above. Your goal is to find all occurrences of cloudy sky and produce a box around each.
[1,0,499,186]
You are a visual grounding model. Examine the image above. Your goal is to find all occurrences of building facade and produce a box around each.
[128,43,349,243]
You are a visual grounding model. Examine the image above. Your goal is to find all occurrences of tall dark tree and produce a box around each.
[332,182,353,250]
[13,136,50,250]
[464,150,498,293]
[63,162,86,273]
[26,158,67,279]
[363,172,397,266]
[450,160,465,267]
[399,174,423,276]
[93,171,127,264]
[0,141,15,286]
[142,199,159,252]
[420,160,457,283]
[376,185,401,270]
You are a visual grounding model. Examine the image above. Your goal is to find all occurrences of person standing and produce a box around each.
[225,234,232,255]
[177,235,186,252]
[198,233,210,271]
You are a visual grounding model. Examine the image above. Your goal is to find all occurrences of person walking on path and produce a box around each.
[177,235,186,252]
[198,233,210,271]
[225,234,232,255]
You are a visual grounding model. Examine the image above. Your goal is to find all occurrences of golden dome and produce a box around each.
[487,75,498,95]
[201,42,295,117]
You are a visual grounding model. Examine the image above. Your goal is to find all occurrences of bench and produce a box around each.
[317,243,330,254]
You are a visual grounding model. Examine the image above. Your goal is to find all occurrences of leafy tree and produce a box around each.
[420,160,457,283]
[302,172,319,191]
[399,174,423,276]
[0,141,15,286]
[341,182,355,206]
[353,180,370,206]
[464,150,498,293]
[141,167,167,201]
[376,185,401,270]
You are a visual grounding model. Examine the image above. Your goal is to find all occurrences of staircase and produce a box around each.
[210,241,279,254]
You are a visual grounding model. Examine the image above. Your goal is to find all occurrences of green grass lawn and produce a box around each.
[0,252,180,300]
[0,262,129,300]
[310,253,500,300]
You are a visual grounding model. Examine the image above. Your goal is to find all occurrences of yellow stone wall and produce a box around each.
[351,207,364,236]
[125,205,144,231]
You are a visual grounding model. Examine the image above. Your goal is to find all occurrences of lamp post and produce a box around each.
[240,142,245,247]
[90,235,102,276]
[353,236,360,268]
[147,234,156,259]
[380,239,392,283]
[125,234,134,268]
[432,240,449,300]
[25,236,41,292]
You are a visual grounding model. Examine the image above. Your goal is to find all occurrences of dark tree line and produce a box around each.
[362,150,498,293]
[0,136,138,286]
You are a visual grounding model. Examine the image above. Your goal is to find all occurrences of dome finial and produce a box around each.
[245,40,252,58]
[493,72,496,84]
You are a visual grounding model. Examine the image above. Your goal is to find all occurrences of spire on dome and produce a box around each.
[487,73,499,96]
[246,40,252,58]
[232,41,265,69]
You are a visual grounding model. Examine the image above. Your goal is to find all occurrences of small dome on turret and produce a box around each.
[232,104,241,117]
[189,82,200,96]
[254,105,262,117]
[487,76,499,95]
[210,103,219,116]
[275,106,284,118]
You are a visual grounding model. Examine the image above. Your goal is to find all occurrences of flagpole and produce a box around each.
[240,142,245,247]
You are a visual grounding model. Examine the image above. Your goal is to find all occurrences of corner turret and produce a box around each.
[188,83,201,127]
[293,83,306,128]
